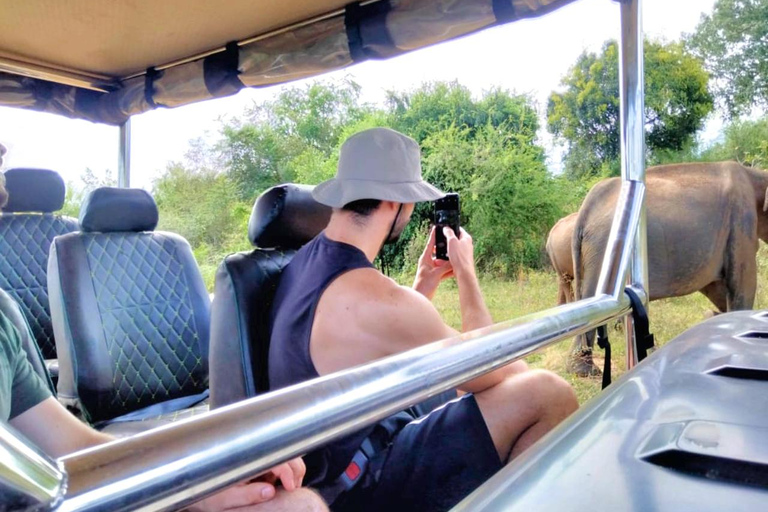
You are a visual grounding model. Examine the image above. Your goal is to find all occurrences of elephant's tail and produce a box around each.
[572,213,585,303]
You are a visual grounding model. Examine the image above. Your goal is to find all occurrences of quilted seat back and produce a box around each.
[210,184,330,408]
[49,187,210,423]
[0,168,78,360]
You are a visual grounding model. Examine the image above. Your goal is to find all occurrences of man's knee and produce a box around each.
[293,489,328,512]
[266,488,328,512]
[526,369,578,417]
[483,369,578,416]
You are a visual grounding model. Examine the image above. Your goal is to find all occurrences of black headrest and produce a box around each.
[2,168,66,213]
[248,184,331,249]
[79,187,159,233]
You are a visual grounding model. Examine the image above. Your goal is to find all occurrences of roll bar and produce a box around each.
[0,0,647,510]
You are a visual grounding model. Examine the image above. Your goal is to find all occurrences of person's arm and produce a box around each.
[441,227,493,331]
[10,397,112,456]
[412,227,453,300]
[10,398,310,511]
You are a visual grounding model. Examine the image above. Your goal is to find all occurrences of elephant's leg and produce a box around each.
[564,276,575,303]
[725,246,757,311]
[557,280,567,305]
[567,272,601,377]
[700,281,728,314]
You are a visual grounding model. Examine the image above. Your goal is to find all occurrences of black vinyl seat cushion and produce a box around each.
[50,231,210,423]
[0,214,78,359]
[0,168,78,361]
[49,187,210,425]
[210,249,295,405]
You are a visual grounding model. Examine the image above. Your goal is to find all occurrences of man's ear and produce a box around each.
[380,200,400,212]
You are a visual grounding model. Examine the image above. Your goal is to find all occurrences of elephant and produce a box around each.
[546,212,578,304]
[568,161,768,376]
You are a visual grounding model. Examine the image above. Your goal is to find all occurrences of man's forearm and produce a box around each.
[456,270,492,332]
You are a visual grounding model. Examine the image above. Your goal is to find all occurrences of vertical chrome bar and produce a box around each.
[118,119,131,188]
[618,0,647,370]
[0,422,65,509]
[594,181,645,300]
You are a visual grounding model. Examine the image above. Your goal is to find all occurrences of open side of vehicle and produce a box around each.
[1,1,766,511]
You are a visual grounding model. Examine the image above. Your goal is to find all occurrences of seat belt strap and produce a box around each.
[596,325,611,389]
[625,288,655,361]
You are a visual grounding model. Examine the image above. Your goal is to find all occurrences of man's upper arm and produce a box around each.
[372,286,459,356]
[0,311,50,421]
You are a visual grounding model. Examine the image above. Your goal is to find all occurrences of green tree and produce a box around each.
[547,39,713,179]
[688,0,768,118]
[701,116,768,168]
[387,81,538,147]
[218,79,370,200]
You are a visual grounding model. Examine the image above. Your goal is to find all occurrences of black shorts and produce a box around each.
[334,393,503,512]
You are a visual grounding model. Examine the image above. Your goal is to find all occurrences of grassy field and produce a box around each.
[411,244,768,405]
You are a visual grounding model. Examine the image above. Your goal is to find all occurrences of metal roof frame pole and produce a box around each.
[617,0,648,370]
[118,119,131,188]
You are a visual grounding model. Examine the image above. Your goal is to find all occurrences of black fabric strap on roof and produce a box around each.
[204,41,244,97]
[144,67,160,109]
[345,1,396,62]
[492,0,517,24]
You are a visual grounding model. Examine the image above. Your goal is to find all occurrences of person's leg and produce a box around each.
[241,488,327,512]
[474,369,578,462]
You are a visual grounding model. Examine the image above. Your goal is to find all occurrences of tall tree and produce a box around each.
[688,0,768,118]
[218,79,369,200]
[547,39,713,179]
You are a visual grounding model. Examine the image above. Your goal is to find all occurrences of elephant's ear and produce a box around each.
[764,187,768,212]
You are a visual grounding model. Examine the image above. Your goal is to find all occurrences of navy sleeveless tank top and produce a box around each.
[269,232,412,491]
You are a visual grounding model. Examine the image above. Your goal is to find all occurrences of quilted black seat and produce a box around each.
[210,184,331,407]
[0,169,78,363]
[48,187,210,428]
[0,287,55,394]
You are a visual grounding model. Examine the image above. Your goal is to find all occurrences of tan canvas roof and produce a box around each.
[0,0,351,79]
[0,0,577,124]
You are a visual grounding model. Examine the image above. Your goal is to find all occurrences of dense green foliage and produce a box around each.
[688,0,768,118]
[142,80,569,280]
[547,39,713,179]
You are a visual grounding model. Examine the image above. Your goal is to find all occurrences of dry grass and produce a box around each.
[406,245,768,405]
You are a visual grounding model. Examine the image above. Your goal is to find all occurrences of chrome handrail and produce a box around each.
[55,296,631,512]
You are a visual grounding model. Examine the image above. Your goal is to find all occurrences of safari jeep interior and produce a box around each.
[1,0,767,511]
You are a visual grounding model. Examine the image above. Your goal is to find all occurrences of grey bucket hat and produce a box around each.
[312,127,445,208]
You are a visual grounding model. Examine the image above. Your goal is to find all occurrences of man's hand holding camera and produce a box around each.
[413,226,454,300]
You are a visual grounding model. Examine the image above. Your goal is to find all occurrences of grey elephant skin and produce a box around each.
[546,211,578,305]
[570,161,768,375]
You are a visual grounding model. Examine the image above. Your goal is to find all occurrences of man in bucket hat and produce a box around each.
[269,128,578,511]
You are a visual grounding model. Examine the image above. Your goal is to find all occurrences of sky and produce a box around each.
[0,0,718,190]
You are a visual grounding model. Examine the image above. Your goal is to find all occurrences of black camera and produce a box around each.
[434,193,460,260]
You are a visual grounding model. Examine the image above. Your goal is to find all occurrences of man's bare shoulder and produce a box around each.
[328,267,435,317]
[312,268,453,370]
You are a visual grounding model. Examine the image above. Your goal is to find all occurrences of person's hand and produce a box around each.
[443,227,476,280]
[413,226,454,300]
[188,458,306,512]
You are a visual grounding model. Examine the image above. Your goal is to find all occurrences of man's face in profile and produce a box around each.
[0,143,6,169]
